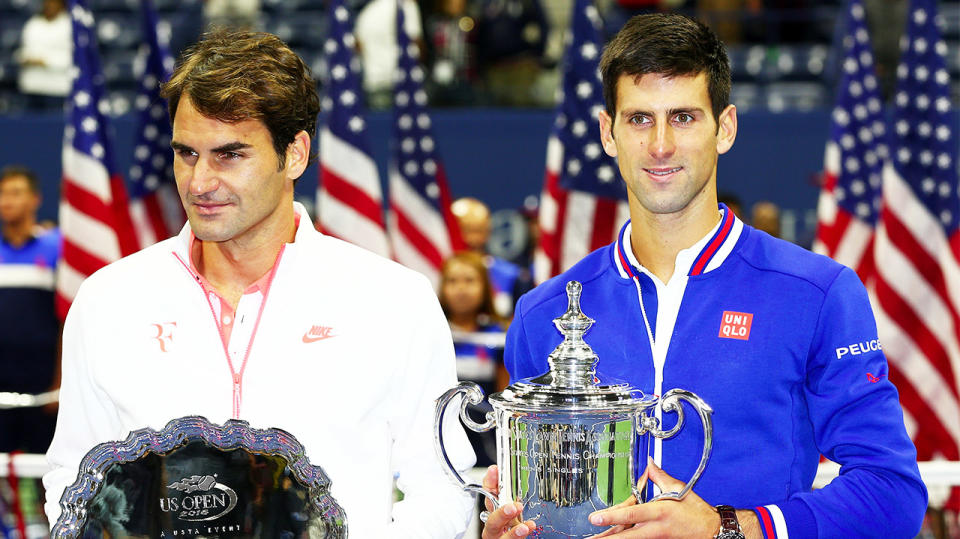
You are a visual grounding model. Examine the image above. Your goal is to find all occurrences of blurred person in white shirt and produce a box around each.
[17,0,72,111]
[356,0,424,108]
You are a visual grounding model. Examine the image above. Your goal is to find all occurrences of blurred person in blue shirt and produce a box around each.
[0,165,61,453]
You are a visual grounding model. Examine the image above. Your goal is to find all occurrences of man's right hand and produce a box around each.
[480,465,537,539]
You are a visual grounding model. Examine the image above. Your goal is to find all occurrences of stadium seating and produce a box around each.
[0,0,956,115]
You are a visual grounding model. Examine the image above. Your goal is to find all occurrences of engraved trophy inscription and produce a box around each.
[435,281,714,538]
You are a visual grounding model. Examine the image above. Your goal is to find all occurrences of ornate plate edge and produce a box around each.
[51,415,348,538]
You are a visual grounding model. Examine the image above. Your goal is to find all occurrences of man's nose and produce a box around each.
[648,122,676,160]
[188,157,219,196]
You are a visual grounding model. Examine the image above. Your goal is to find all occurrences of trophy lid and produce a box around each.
[490,281,656,412]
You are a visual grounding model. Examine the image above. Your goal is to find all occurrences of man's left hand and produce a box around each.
[587,457,719,538]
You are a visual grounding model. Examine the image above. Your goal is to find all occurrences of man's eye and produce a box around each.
[220,152,241,160]
[675,113,694,124]
[629,115,650,126]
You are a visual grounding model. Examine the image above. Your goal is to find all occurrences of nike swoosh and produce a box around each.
[302,333,335,343]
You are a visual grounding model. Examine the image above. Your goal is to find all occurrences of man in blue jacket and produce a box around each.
[481,12,926,539]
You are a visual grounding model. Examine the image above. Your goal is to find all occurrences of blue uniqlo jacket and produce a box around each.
[505,206,927,538]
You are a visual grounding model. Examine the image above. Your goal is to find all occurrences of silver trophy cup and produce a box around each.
[435,281,714,538]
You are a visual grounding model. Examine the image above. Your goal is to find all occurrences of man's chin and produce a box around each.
[188,223,233,243]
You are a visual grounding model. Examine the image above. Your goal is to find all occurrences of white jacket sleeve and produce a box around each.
[43,286,124,527]
[388,276,476,537]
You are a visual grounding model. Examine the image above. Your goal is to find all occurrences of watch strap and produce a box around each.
[715,505,744,539]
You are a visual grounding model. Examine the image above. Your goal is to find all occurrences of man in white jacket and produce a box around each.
[43,29,475,537]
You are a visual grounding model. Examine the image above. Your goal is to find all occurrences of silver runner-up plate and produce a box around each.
[52,416,347,538]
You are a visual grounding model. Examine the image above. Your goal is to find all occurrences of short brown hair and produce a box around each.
[0,165,40,194]
[160,29,319,169]
[600,13,730,125]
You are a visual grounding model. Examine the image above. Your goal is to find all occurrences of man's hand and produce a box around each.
[587,457,720,538]
[480,465,538,539]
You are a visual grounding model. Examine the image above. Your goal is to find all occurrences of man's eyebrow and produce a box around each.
[211,141,253,153]
[619,106,706,118]
[170,141,253,153]
[667,106,706,116]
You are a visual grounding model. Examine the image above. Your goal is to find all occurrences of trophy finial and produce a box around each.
[554,281,594,336]
[548,281,599,387]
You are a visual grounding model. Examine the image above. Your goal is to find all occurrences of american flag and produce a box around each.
[873,0,960,507]
[535,0,629,284]
[387,3,463,286]
[812,0,886,282]
[128,0,183,248]
[316,0,390,257]
[57,0,139,319]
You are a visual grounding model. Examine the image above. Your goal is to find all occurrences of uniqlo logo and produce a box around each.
[719,311,753,340]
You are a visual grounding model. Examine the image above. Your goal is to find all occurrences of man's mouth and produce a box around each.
[192,201,230,214]
[645,167,682,177]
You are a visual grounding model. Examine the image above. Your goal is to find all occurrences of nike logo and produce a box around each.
[302,325,335,343]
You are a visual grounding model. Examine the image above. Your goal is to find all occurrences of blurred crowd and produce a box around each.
[3,0,951,114]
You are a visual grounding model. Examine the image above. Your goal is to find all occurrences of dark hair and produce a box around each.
[600,13,731,125]
[0,165,40,194]
[160,29,319,169]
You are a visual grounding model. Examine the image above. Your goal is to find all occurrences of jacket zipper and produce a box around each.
[173,246,286,418]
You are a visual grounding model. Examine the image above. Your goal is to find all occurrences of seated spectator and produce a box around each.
[202,0,261,31]
[451,197,520,317]
[696,0,747,44]
[438,251,506,466]
[474,0,547,106]
[425,0,478,106]
[16,0,72,112]
[0,165,60,454]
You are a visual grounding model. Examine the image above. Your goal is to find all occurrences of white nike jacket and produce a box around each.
[44,203,476,537]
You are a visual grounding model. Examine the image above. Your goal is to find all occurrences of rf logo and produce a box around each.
[719,311,753,340]
[152,322,177,352]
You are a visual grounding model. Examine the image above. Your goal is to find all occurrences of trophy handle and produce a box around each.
[633,388,714,503]
[434,381,500,517]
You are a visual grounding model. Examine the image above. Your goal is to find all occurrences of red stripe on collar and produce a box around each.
[689,208,734,276]
[615,220,636,278]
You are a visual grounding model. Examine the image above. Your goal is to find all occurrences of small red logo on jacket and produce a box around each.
[302,325,335,343]
[719,311,753,340]
[152,322,177,352]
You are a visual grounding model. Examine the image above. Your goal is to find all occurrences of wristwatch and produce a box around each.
[714,505,745,539]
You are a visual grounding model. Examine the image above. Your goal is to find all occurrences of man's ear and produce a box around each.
[599,109,618,158]
[716,104,737,155]
[285,130,311,180]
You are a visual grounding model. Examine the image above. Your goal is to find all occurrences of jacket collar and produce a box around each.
[613,203,743,281]
[171,201,315,262]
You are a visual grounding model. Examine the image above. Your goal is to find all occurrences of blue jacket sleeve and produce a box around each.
[771,267,927,538]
